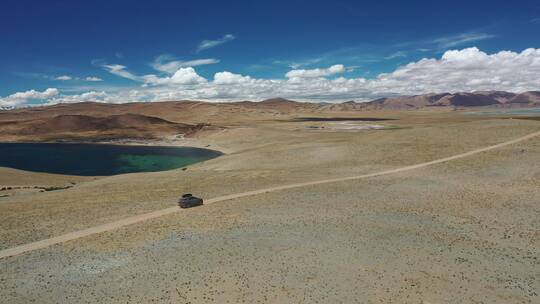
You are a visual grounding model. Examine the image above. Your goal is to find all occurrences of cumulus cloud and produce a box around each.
[0,88,59,107]
[168,67,208,85]
[214,71,253,84]
[197,34,235,52]
[47,91,109,105]
[55,75,73,81]
[122,47,540,100]
[102,59,209,86]
[5,47,540,107]
[85,76,103,82]
[372,47,540,94]
[143,67,208,85]
[285,64,346,78]
[151,55,219,74]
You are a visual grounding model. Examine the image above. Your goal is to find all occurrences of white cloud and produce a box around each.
[0,88,59,107]
[151,55,219,74]
[197,34,235,52]
[169,67,208,85]
[371,47,540,94]
[396,31,495,51]
[101,64,140,81]
[103,60,209,86]
[214,71,252,84]
[47,91,109,105]
[285,64,346,78]
[384,51,407,60]
[55,75,102,82]
[276,57,325,69]
[432,32,495,49]
[85,76,103,82]
[143,67,207,85]
[55,75,73,81]
[5,47,540,107]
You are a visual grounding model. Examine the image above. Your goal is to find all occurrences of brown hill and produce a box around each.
[0,113,206,141]
[260,97,296,104]
[18,114,190,134]
[0,99,320,124]
[238,98,321,113]
[0,91,538,129]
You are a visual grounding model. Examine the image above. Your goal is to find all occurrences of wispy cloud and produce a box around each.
[151,55,219,74]
[55,75,73,81]
[85,76,103,82]
[275,57,324,69]
[395,31,496,51]
[100,60,209,86]
[384,51,407,60]
[101,64,140,81]
[531,18,540,24]
[17,72,103,83]
[432,32,495,49]
[196,34,236,52]
[274,45,386,71]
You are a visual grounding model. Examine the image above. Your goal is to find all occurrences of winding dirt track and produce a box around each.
[1,130,539,260]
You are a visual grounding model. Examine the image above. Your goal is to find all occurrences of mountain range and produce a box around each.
[319,91,540,111]
[0,91,538,142]
[1,91,539,113]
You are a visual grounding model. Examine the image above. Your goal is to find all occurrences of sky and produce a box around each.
[1,0,540,107]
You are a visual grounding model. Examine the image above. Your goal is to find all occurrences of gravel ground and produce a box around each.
[0,112,539,303]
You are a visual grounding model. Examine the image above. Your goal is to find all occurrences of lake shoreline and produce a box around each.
[0,136,227,155]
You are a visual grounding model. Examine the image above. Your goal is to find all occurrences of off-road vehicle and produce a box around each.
[178,193,203,208]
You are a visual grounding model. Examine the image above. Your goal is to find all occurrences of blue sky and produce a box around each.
[1,0,540,106]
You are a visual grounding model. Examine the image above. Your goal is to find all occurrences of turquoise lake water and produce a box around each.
[0,143,222,176]
[466,108,540,115]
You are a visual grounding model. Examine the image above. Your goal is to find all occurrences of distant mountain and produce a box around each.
[234,97,321,113]
[356,91,540,110]
[508,91,540,104]
[1,90,538,142]
[1,91,538,124]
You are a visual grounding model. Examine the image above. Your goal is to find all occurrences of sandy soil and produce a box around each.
[3,128,539,260]
[0,110,539,303]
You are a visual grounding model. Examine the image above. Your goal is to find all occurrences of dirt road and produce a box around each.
[1,129,539,260]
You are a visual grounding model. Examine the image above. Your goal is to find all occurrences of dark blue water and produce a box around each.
[0,143,222,176]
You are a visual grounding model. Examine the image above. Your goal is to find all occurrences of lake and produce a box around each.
[466,107,540,116]
[0,143,222,176]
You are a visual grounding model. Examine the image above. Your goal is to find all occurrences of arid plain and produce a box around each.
[0,101,539,303]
